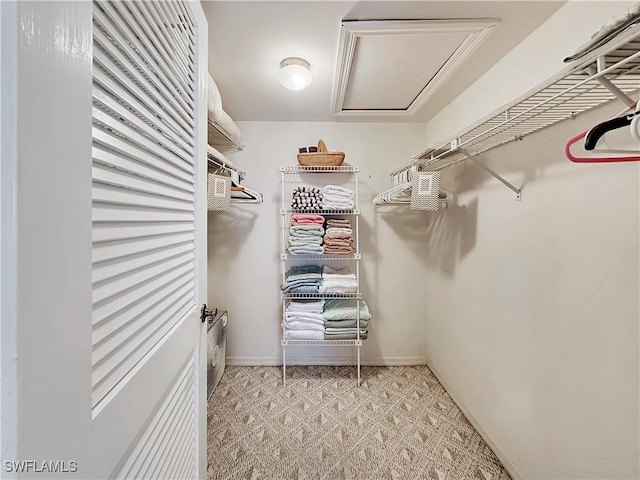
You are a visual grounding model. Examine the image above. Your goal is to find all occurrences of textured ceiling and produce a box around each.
[203,1,565,122]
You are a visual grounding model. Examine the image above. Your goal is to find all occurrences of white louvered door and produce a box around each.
[90,1,207,478]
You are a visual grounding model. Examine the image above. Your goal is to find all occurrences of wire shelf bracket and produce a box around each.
[459,149,522,200]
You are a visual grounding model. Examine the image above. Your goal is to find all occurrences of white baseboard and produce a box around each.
[425,356,525,480]
[226,356,427,367]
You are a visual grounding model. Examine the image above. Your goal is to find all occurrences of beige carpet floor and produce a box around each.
[207,365,511,480]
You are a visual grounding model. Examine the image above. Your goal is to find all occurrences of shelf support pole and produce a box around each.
[459,149,522,201]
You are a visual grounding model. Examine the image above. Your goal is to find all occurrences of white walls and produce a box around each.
[420,2,640,478]
[207,122,428,365]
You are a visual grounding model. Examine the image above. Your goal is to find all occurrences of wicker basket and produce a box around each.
[297,139,345,166]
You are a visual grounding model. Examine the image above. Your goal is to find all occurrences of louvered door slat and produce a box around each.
[92,130,194,184]
[93,166,194,203]
[93,281,194,364]
[93,204,194,223]
[93,64,194,149]
[93,5,195,123]
[154,0,195,64]
[93,231,194,263]
[163,1,196,58]
[92,148,194,194]
[92,108,194,173]
[173,0,196,36]
[92,300,193,404]
[93,89,194,166]
[93,222,194,244]
[92,33,194,135]
[147,390,193,478]
[92,251,194,304]
[92,268,194,326]
[92,0,198,411]
[105,1,194,100]
[92,51,193,143]
[93,68,194,154]
[93,242,194,283]
[115,361,195,478]
[168,415,196,479]
[117,361,194,479]
[93,183,195,212]
[128,2,195,87]
[142,2,195,81]
[92,277,195,345]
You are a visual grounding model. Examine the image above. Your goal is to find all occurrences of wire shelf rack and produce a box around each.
[282,292,362,300]
[282,209,359,215]
[281,253,361,260]
[390,24,640,176]
[280,165,360,174]
[281,339,363,346]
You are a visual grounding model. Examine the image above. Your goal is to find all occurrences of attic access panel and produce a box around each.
[331,19,499,117]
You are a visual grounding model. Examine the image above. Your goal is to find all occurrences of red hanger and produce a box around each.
[566,102,640,163]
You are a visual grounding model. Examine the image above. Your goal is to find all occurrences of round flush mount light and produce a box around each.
[277,57,312,91]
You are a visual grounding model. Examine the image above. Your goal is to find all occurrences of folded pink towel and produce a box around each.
[291,214,325,226]
[325,239,353,248]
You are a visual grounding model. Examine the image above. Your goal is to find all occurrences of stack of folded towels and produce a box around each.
[281,265,322,294]
[284,300,325,340]
[323,299,370,340]
[323,218,354,255]
[291,186,323,211]
[288,224,324,255]
[291,214,325,226]
[319,265,358,294]
[322,185,355,210]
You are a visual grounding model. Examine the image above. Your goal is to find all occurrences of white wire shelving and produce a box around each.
[280,164,364,386]
[282,208,360,215]
[388,24,640,198]
[281,339,363,347]
[207,118,244,153]
[281,253,362,260]
[280,165,360,174]
[282,292,363,300]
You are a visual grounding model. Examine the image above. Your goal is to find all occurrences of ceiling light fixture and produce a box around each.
[277,57,312,91]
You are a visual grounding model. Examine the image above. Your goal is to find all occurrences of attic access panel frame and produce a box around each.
[331,19,499,117]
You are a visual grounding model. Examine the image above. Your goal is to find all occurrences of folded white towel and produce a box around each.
[285,330,324,340]
[288,237,323,246]
[323,274,357,282]
[323,185,354,198]
[286,300,324,311]
[322,197,355,208]
[284,321,325,331]
[319,280,358,294]
[285,313,325,324]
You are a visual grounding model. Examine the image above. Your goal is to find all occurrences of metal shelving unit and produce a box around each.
[387,24,640,198]
[280,165,364,386]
